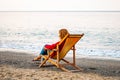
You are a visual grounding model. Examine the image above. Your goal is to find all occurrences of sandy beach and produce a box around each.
[0,50,120,80]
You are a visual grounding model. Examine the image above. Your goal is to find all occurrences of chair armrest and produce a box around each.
[46,48,58,51]
[46,49,58,56]
[52,49,58,51]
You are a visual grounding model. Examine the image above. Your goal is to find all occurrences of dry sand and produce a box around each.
[0,50,120,80]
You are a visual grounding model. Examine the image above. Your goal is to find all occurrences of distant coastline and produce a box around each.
[0,11,120,12]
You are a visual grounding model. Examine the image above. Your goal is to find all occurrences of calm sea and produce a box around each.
[0,11,120,58]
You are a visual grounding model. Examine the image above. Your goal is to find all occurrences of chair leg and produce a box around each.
[62,59,83,71]
[73,45,76,65]
[59,65,71,72]
[39,56,48,67]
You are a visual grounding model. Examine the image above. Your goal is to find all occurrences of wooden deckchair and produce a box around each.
[39,33,84,72]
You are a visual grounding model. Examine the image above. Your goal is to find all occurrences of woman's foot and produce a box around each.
[32,58,40,61]
[32,56,41,61]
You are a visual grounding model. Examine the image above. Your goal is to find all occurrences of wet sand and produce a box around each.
[0,50,120,80]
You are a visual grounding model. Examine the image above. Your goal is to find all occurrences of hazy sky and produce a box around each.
[0,0,120,11]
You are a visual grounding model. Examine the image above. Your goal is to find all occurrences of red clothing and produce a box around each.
[45,41,59,50]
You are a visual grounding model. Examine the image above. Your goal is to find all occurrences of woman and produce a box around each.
[33,28,69,61]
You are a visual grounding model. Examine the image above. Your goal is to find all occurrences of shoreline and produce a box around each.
[0,48,120,61]
[0,49,120,80]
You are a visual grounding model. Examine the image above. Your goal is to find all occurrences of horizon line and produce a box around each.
[0,10,120,12]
